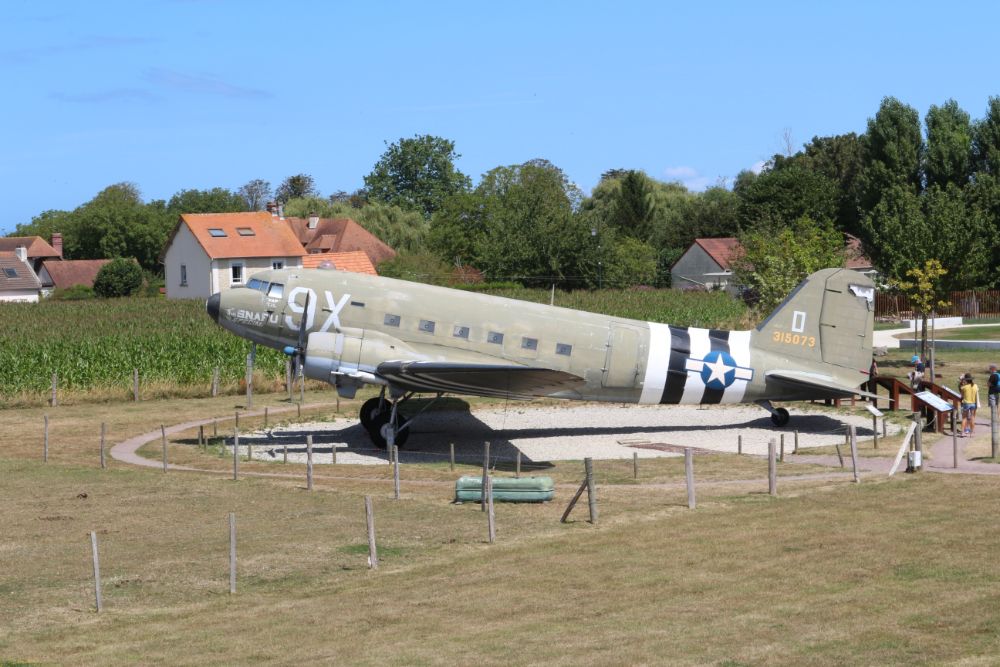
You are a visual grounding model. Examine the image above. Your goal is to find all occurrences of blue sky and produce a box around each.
[3,1,999,234]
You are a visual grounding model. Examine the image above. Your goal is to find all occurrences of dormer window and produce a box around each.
[236,227,255,236]
[208,228,227,237]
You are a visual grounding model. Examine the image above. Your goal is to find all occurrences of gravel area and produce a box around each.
[228,403,900,466]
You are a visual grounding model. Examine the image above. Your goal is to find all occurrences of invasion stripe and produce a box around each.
[700,330,730,404]
[660,326,690,404]
[679,328,711,405]
[721,330,753,404]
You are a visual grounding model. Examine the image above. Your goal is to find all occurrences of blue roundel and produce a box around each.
[700,350,737,390]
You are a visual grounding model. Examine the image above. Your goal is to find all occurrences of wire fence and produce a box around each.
[875,290,1000,321]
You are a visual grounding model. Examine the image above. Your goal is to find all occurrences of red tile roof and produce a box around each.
[844,234,873,270]
[693,237,741,270]
[0,254,41,290]
[163,212,307,261]
[284,217,396,265]
[41,259,112,289]
[301,251,377,275]
[0,236,60,259]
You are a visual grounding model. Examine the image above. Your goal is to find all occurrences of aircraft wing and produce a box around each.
[766,370,877,400]
[376,361,585,399]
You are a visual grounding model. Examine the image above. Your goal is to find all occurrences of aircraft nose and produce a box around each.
[206,293,221,323]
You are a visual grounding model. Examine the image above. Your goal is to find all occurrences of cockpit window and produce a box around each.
[267,282,283,298]
[245,278,270,294]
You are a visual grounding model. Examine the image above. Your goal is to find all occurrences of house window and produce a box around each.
[272,259,284,270]
[179,264,187,286]
[230,262,244,286]
[237,227,255,236]
[4,268,17,278]
[487,331,504,345]
[208,228,227,237]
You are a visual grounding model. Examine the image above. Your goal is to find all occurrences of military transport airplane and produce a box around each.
[206,267,875,448]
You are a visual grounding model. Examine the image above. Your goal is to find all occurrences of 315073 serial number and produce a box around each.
[772,331,816,347]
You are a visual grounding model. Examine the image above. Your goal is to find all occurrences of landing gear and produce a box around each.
[359,390,444,449]
[757,400,790,427]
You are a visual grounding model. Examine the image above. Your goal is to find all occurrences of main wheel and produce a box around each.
[366,411,410,449]
[359,397,385,431]
[770,407,790,427]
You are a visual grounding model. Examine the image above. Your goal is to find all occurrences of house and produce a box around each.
[38,258,113,295]
[671,237,743,294]
[281,211,396,266]
[0,248,42,303]
[671,235,877,295]
[160,212,306,299]
[0,235,61,275]
[301,250,378,275]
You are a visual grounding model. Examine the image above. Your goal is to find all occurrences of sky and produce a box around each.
[3,0,1000,234]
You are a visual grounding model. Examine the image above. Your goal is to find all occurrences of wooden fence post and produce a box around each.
[633,451,639,480]
[90,531,103,613]
[229,512,236,594]
[585,457,597,524]
[245,353,253,410]
[793,430,799,454]
[392,446,400,500]
[285,359,292,401]
[306,435,314,491]
[233,429,239,481]
[449,442,455,472]
[849,425,860,483]
[365,496,378,569]
[951,410,959,469]
[872,415,879,449]
[685,447,696,509]
[161,425,167,473]
[515,451,521,478]
[331,442,337,465]
[50,372,58,407]
[297,403,301,418]
[283,445,288,464]
[779,434,785,462]
[768,438,777,496]
[264,406,268,428]
[560,477,589,523]
[992,402,999,460]
[235,411,239,431]
[486,474,496,544]
[213,418,218,438]
[211,367,219,397]
[199,424,205,450]
[43,414,49,462]
[481,441,490,512]
[100,422,106,470]
[132,368,139,402]
[737,434,742,455]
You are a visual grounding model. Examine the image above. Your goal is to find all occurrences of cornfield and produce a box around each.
[0,299,283,399]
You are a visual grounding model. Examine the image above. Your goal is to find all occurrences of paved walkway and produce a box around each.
[875,322,999,350]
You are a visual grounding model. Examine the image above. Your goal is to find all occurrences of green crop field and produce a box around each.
[0,289,749,403]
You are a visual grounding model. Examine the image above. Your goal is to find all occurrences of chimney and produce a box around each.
[266,201,277,216]
[308,212,319,229]
[14,245,27,262]
[278,203,284,220]
[52,232,63,258]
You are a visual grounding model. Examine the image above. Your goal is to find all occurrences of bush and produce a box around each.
[93,258,143,298]
[51,285,95,300]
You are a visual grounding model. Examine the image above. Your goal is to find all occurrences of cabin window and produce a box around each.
[230,262,244,285]
[247,278,263,291]
[556,343,573,356]
[351,301,365,307]
[208,228,227,237]
[487,331,504,345]
[179,264,187,286]
[267,282,283,298]
[384,314,401,327]
[237,227,255,236]
[521,337,538,351]
[453,325,470,339]
[419,319,436,334]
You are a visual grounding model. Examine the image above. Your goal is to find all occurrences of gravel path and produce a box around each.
[231,403,899,466]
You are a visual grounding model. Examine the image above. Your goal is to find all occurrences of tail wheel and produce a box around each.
[771,407,790,427]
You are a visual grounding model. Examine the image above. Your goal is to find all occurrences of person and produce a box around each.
[988,363,1000,409]
[909,354,924,390]
[960,373,980,437]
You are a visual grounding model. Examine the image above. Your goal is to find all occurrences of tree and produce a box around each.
[610,170,657,239]
[275,174,318,203]
[167,188,244,214]
[898,259,950,359]
[737,164,838,228]
[924,99,972,189]
[732,216,844,314]
[858,97,923,212]
[281,197,429,252]
[364,135,471,218]
[93,257,143,297]
[237,179,272,211]
[972,96,1000,176]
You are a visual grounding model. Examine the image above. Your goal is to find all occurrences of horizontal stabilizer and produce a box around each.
[376,361,584,399]
[766,370,876,400]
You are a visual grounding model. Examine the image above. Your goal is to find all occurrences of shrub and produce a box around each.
[94,258,143,298]
[51,285,95,300]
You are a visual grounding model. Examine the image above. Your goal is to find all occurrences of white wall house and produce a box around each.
[161,212,306,299]
[0,248,42,303]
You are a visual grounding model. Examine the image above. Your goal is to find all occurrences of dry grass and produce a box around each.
[3,396,1000,665]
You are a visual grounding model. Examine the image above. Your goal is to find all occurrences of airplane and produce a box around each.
[206,266,875,448]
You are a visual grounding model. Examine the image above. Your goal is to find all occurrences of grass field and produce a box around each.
[3,389,1000,665]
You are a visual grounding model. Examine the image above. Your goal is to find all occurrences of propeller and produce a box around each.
[282,291,311,378]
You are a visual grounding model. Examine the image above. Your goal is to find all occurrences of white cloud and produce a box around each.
[750,160,766,175]
[664,166,711,191]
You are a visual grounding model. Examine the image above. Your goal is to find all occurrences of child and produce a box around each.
[960,373,980,436]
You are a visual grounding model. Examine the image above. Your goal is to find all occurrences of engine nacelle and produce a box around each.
[302,328,418,386]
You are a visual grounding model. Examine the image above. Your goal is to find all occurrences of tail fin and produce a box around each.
[754,268,874,373]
